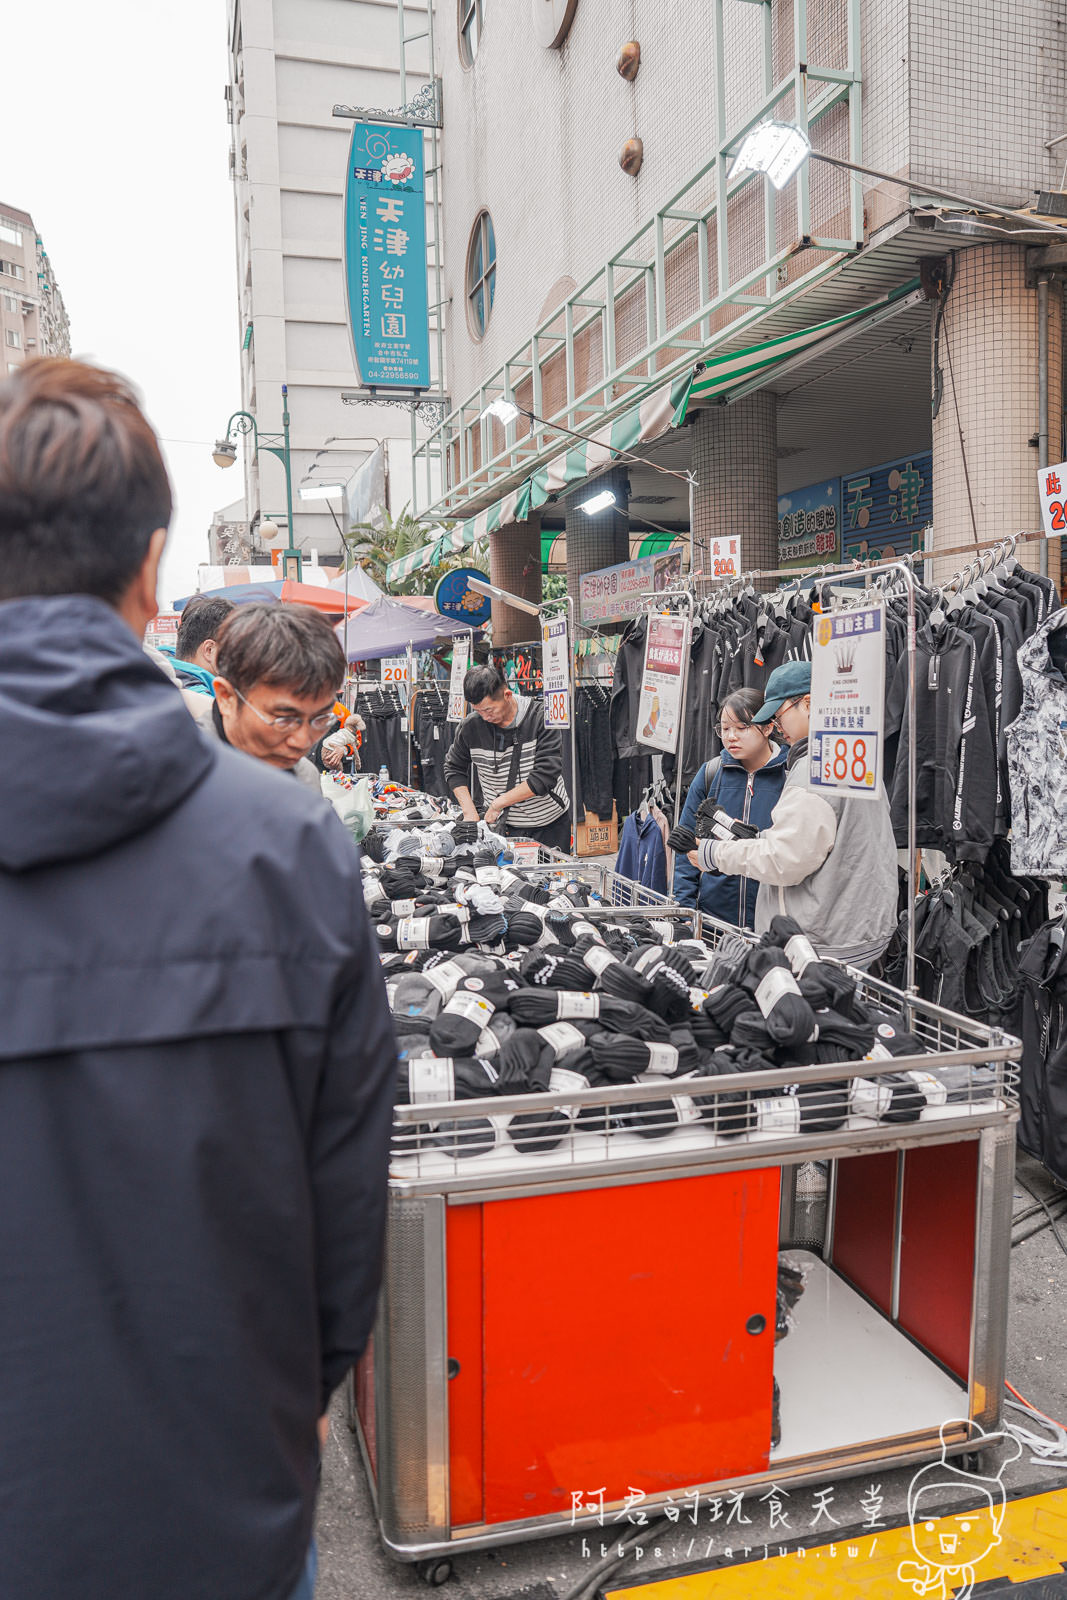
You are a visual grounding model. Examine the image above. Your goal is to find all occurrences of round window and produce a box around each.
[466,211,496,339]
[458,0,484,66]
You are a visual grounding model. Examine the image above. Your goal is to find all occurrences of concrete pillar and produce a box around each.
[932,245,1063,583]
[488,513,542,647]
[564,466,630,602]
[689,393,779,575]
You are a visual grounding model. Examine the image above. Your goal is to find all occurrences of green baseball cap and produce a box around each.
[752,660,812,724]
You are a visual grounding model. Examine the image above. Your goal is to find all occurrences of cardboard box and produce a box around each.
[575,805,618,857]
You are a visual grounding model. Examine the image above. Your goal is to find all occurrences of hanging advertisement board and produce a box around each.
[579,551,681,626]
[1038,460,1067,538]
[777,480,841,569]
[708,535,741,580]
[541,615,570,727]
[808,603,887,802]
[636,614,690,754]
[343,124,431,390]
[447,637,469,723]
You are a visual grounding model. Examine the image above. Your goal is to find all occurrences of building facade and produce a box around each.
[223,0,435,564]
[0,203,71,376]
[402,0,1067,636]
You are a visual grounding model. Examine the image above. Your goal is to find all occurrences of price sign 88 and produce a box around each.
[816,730,878,792]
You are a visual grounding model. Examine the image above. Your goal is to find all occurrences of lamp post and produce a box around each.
[213,384,302,580]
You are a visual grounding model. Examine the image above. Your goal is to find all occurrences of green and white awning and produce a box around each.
[385,374,691,585]
[678,278,922,417]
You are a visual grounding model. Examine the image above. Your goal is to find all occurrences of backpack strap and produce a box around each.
[704,756,724,802]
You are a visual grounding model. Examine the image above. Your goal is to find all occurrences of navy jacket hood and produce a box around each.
[0,595,213,870]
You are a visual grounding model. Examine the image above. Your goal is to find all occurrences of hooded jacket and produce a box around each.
[0,596,396,1600]
[702,738,898,966]
[672,745,789,927]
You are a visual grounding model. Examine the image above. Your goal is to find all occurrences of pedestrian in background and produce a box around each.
[166,591,236,693]
[0,357,396,1600]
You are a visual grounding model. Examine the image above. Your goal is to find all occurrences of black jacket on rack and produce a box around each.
[886,615,998,861]
[1013,920,1067,1184]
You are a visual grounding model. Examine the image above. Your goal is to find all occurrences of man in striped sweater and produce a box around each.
[444,664,571,851]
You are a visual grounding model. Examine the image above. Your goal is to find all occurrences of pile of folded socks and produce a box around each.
[370,858,954,1159]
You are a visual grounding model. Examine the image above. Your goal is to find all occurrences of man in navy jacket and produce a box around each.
[0,359,397,1600]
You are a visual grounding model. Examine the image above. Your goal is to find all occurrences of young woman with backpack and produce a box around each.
[671,687,788,928]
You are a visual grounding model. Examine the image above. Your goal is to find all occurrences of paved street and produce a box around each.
[314,1151,1067,1599]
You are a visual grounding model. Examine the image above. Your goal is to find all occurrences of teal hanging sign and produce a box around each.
[343,123,430,390]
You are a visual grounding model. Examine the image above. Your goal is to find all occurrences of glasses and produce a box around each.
[716,720,757,738]
[224,681,336,734]
[772,698,801,725]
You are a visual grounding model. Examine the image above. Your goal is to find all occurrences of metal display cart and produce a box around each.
[351,896,1021,1584]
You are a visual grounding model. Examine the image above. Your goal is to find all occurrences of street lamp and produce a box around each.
[213,384,302,581]
[729,121,1067,236]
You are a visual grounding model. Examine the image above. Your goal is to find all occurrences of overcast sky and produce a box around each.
[1,0,238,608]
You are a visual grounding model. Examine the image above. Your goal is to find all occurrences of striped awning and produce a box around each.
[679,278,922,417]
[385,374,692,585]
[524,372,692,514]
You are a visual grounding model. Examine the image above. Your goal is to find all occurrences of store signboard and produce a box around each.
[808,602,886,802]
[1038,460,1067,538]
[433,567,492,627]
[636,613,690,754]
[343,123,430,389]
[447,636,469,723]
[145,613,179,651]
[541,615,571,728]
[841,452,932,563]
[777,480,841,569]
[579,551,681,625]
[709,535,741,580]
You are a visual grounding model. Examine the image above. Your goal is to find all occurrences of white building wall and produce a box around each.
[226,0,434,562]
[909,0,1067,206]
[438,0,912,414]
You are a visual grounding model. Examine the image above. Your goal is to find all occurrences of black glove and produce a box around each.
[695,799,760,843]
[666,823,698,854]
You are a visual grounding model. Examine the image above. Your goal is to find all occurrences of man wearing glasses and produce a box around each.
[192,604,344,789]
[690,660,898,969]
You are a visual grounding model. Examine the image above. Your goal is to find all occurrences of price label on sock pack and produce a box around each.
[809,601,886,801]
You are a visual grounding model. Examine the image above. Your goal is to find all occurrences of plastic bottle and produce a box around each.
[378,763,390,788]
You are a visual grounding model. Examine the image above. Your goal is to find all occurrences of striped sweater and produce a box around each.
[443,693,569,829]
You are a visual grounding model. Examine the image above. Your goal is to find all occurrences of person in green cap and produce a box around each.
[688,659,898,968]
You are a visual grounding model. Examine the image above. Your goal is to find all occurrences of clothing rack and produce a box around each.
[695,529,1048,596]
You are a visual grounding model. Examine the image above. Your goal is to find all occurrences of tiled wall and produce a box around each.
[931,246,1063,581]
[910,0,1067,205]
[690,394,779,575]
[564,467,631,600]
[489,515,542,646]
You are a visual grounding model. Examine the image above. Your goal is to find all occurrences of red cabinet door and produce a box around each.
[447,1168,780,1527]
